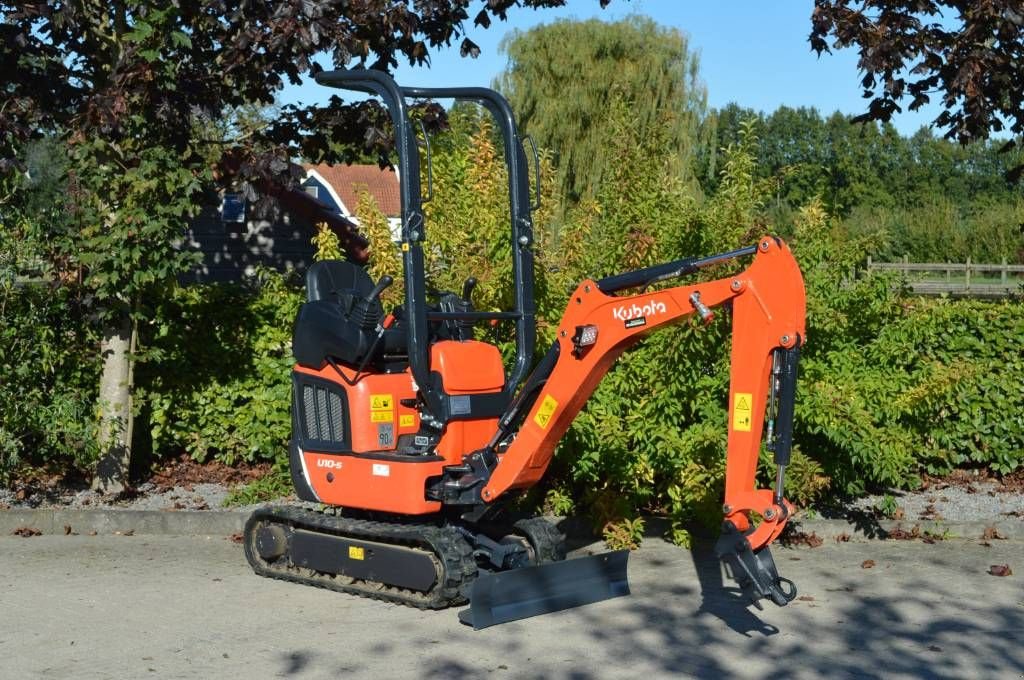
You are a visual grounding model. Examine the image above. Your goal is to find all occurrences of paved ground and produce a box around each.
[2,534,1022,680]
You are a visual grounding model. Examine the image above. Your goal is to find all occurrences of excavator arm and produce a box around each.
[481,236,806,606]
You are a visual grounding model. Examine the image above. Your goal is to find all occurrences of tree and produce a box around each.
[497,16,707,203]
[0,0,608,489]
[809,0,1024,180]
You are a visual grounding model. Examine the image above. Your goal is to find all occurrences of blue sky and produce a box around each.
[280,1,941,136]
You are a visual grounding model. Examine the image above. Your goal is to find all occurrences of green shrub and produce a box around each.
[0,208,103,482]
[135,269,301,465]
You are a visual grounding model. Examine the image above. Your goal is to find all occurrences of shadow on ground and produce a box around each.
[273,539,1024,680]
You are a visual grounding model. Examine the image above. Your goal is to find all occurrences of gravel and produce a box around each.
[0,481,273,513]
[848,477,1024,523]
[2,469,1021,525]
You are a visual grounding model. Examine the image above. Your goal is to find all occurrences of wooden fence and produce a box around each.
[865,256,1024,298]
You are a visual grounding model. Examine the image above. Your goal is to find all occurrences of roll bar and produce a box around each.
[314,69,538,416]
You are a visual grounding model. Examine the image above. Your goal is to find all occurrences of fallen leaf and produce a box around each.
[12,526,41,537]
[981,527,1006,541]
[861,559,876,569]
[88,530,98,536]
[989,564,1013,577]
[15,489,26,501]
[797,595,815,601]
[893,507,905,520]
[781,530,823,548]
[835,532,850,543]
[63,525,72,535]
[228,532,244,543]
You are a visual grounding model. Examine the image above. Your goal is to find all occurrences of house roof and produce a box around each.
[304,163,401,217]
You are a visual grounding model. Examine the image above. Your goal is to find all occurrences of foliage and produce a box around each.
[498,16,706,203]
[0,180,102,481]
[702,103,1024,262]
[841,197,1024,263]
[809,0,1024,181]
[1,0,608,479]
[703,104,1024,220]
[223,461,293,507]
[356,187,405,308]
[792,199,1024,494]
[415,96,1022,547]
[602,517,646,551]
[134,271,302,466]
[311,222,343,262]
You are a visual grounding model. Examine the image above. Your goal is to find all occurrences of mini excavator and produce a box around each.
[243,69,807,629]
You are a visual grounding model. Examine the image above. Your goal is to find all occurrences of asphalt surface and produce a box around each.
[2,534,1022,680]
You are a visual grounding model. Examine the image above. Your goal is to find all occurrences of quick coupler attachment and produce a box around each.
[715,521,797,609]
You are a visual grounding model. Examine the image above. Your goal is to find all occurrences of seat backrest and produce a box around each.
[306,260,375,303]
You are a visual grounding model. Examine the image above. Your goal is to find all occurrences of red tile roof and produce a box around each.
[304,163,401,217]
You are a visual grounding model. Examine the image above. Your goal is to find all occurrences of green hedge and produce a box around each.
[0,279,102,481]
[134,270,301,465]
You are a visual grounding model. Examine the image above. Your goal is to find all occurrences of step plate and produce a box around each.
[460,550,630,630]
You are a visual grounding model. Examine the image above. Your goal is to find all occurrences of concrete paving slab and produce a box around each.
[1,534,1021,679]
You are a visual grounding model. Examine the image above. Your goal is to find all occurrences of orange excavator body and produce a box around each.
[244,69,808,627]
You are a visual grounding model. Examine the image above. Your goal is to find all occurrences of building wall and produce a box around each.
[183,201,318,283]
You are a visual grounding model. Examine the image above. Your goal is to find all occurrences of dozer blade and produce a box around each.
[459,550,630,630]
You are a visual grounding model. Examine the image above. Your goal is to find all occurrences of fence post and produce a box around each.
[965,257,971,292]
[866,255,872,274]
[902,254,909,277]
[1002,257,1008,287]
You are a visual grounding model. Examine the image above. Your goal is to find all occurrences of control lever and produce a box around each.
[351,275,394,331]
[366,275,394,304]
[462,277,478,303]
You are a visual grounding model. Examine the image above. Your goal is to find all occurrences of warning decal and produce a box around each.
[370,410,392,423]
[370,394,393,411]
[733,392,753,432]
[533,394,559,429]
[348,546,365,560]
[399,414,415,428]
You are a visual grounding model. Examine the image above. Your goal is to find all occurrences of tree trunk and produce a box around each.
[91,314,135,493]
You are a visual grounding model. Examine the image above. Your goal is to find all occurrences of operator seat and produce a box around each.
[292,260,405,369]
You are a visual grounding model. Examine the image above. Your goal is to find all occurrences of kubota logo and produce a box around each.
[612,300,667,321]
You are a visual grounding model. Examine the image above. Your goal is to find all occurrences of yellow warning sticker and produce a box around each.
[733,392,753,432]
[401,242,410,252]
[371,410,392,423]
[399,414,415,428]
[370,394,393,411]
[348,546,365,561]
[534,394,559,429]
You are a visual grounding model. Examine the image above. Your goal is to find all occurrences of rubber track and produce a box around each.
[243,505,477,610]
